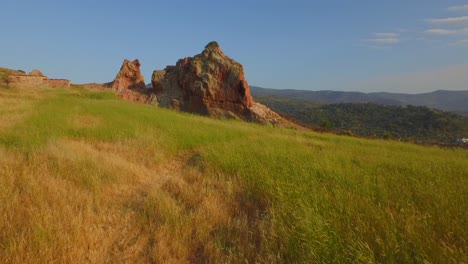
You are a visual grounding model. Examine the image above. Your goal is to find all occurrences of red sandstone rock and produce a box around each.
[151,41,254,117]
[106,59,156,105]
[111,59,146,91]
[117,89,158,104]
[7,69,70,88]
[151,41,290,126]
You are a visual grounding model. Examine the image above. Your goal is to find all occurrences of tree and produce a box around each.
[320,118,335,129]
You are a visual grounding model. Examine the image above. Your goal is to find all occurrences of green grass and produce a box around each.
[0,86,466,263]
[206,134,467,262]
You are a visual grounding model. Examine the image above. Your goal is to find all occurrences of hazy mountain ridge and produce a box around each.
[254,95,468,145]
[250,86,468,116]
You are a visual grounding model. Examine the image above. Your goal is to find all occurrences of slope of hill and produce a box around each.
[0,85,466,263]
[254,95,468,144]
[0,67,25,84]
[251,86,468,116]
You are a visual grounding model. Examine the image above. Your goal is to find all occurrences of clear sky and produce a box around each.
[1,0,468,93]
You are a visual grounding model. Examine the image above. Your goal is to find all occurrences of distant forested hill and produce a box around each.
[255,95,468,145]
[251,86,468,117]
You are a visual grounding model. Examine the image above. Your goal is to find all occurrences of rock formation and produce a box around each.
[151,41,289,125]
[109,59,157,104]
[110,59,146,91]
[29,69,45,77]
[6,68,70,88]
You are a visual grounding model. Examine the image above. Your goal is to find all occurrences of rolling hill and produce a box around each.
[254,95,468,145]
[0,84,466,263]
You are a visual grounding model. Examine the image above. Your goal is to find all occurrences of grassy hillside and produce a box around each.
[255,95,468,145]
[0,85,467,263]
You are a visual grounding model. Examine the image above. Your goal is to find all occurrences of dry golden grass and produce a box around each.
[0,145,245,263]
[0,138,263,263]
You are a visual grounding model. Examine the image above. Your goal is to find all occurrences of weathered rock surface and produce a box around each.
[117,89,158,104]
[108,59,157,105]
[29,69,45,77]
[152,42,253,115]
[151,41,288,125]
[248,102,287,125]
[111,59,146,92]
[6,68,70,88]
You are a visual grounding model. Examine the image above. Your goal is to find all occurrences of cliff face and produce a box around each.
[151,41,256,118]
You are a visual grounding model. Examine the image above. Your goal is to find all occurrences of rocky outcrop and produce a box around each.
[152,42,253,116]
[248,102,288,125]
[117,89,158,104]
[8,75,47,87]
[7,69,70,88]
[151,41,288,125]
[29,69,45,77]
[46,79,71,87]
[108,59,157,105]
[110,59,146,92]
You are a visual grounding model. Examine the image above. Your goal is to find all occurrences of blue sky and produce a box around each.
[1,0,468,93]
